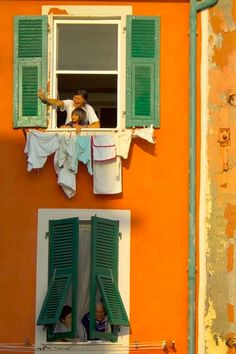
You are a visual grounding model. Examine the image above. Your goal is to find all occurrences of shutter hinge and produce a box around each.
[123,26,126,32]
[45,232,49,239]
[119,232,122,240]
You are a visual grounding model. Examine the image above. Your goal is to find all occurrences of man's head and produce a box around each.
[73,90,88,108]
[95,302,106,321]
[60,305,72,328]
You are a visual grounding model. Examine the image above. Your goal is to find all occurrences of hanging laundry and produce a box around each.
[133,124,156,144]
[24,129,59,171]
[92,135,116,162]
[54,133,78,199]
[76,136,93,175]
[93,157,122,194]
[114,130,132,159]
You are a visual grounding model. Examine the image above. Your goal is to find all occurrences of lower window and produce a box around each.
[35,209,130,351]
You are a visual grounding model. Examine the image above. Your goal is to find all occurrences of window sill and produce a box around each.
[46,127,127,133]
[39,340,125,351]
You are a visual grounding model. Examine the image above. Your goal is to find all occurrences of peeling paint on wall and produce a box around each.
[205,299,226,353]
[48,8,68,15]
[204,0,236,353]
[225,203,236,237]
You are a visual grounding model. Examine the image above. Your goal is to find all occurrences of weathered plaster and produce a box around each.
[204,0,236,352]
[48,8,68,15]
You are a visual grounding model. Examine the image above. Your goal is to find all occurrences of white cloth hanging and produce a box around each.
[93,157,122,194]
[54,133,78,199]
[92,135,116,162]
[24,129,59,171]
[133,124,155,143]
[114,130,132,159]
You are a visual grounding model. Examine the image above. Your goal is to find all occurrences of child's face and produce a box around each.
[62,313,72,328]
[71,113,79,123]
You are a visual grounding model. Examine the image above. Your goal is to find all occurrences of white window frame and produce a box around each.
[42,6,132,132]
[35,208,130,354]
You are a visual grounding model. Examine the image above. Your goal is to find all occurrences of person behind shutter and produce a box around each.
[81,301,111,340]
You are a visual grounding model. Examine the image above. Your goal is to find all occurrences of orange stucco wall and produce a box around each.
[0,1,191,353]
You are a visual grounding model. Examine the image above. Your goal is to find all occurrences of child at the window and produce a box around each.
[54,305,72,333]
[60,108,86,132]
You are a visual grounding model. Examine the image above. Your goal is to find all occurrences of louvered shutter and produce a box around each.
[37,218,79,340]
[37,273,72,325]
[97,273,129,326]
[13,16,48,128]
[89,216,129,341]
[126,16,160,128]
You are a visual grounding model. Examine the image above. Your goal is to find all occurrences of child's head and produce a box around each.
[71,108,82,123]
[60,305,72,328]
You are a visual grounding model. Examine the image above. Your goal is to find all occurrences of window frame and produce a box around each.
[42,5,132,131]
[35,208,130,353]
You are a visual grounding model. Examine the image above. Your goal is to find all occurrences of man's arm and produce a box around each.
[37,89,64,108]
[88,121,100,128]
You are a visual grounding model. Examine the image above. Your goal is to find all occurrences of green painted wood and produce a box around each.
[89,216,128,341]
[126,16,160,128]
[37,273,72,325]
[97,273,129,326]
[13,16,48,128]
[38,218,79,341]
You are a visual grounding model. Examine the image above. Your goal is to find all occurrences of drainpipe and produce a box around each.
[188,1,218,354]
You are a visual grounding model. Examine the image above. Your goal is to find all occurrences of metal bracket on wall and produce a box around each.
[218,128,230,171]
[218,128,231,147]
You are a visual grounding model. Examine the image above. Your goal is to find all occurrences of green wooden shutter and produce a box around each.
[13,16,48,128]
[89,216,129,341]
[37,272,72,325]
[37,218,79,340]
[126,16,160,128]
[97,273,129,326]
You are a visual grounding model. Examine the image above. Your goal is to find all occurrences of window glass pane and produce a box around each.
[57,24,118,70]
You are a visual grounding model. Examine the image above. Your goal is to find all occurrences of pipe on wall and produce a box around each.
[188,1,218,354]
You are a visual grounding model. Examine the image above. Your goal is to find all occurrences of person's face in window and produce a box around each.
[71,113,80,123]
[62,313,72,328]
[95,303,106,321]
[73,95,85,108]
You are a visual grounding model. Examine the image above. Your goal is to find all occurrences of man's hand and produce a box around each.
[38,88,48,103]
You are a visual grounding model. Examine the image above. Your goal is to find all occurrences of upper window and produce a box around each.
[53,19,119,129]
[13,6,160,130]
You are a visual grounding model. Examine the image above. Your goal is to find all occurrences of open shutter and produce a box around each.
[37,272,72,325]
[97,273,129,326]
[126,16,160,128]
[37,218,79,340]
[13,16,48,128]
[89,216,129,341]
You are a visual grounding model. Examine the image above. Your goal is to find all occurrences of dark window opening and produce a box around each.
[57,74,117,128]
